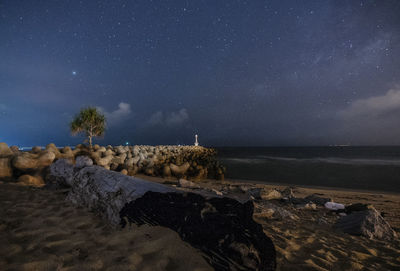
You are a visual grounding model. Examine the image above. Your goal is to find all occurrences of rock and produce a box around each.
[49,159,75,186]
[162,165,171,177]
[304,194,331,206]
[247,188,263,199]
[211,188,223,196]
[75,156,93,168]
[13,150,55,170]
[281,187,295,199]
[345,203,374,214]
[12,152,38,169]
[261,189,282,200]
[334,208,398,240]
[170,162,190,177]
[0,157,12,179]
[296,202,317,210]
[255,201,299,221]
[178,178,200,188]
[31,146,42,153]
[120,169,128,175]
[37,151,56,167]
[10,146,20,153]
[127,165,139,176]
[0,142,13,156]
[97,155,113,167]
[17,174,45,187]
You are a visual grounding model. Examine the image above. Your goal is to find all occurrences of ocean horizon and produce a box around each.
[215,146,400,193]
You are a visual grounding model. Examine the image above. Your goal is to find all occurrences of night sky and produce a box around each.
[1,0,400,147]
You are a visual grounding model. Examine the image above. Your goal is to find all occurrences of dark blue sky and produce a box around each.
[1,0,400,146]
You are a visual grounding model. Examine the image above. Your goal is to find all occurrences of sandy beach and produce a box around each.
[1,176,399,271]
[139,175,400,271]
[0,182,212,271]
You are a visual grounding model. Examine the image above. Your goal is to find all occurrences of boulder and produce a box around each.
[97,155,113,167]
[281,187,295,199]
[31,146,42,154]
[120,169,128,175]
[261,189,282,200]
[170,162,190,177]
[37,151,56,167]
[0,157,12,179]
[75,156,93,168]
[162,164,171,177]
[10,145,20,153]
[179,178,200,189]
[334,208,398,241]
[17,174,45,187]
[0,142,13,156]
[247,188,263,199]
[304,194,331,206]
[345,203,374,214]
[12,152,38,170]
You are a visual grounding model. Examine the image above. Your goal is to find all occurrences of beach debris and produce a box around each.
[50,159,277,271]
[324,201,345,211]
[304,194,332,206]
[334,207,398,240]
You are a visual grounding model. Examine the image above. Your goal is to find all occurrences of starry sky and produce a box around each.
[1,0,400,147]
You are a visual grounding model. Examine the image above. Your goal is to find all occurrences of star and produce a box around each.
[72,71,77,76]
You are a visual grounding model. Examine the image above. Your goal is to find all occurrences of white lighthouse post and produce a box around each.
[194,134,199,146]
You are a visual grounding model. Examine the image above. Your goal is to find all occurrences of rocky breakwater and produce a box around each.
[0,142,226,187]
[87,144,225,180]
[0,142,77,186]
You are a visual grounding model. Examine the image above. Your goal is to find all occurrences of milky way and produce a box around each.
[1,1,399,146]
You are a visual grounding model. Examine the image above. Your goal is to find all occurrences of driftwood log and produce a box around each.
[50,159,276,271]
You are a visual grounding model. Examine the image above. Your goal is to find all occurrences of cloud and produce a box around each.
[0,104,6,111]
[337,86,400,144]
[98,102,131,126]
[147,108,189,127]
[339,87,400,119]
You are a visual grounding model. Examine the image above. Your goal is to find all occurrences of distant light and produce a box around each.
[72,71,77,76]
[125,141,129,145]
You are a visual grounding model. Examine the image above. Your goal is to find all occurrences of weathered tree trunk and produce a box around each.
[50,159,276,271]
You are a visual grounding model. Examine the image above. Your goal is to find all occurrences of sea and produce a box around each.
[215,146,400,193]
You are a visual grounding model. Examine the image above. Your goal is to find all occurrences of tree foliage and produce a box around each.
[70,107,106,147]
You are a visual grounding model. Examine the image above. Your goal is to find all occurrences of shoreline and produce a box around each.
[223,177,400,196]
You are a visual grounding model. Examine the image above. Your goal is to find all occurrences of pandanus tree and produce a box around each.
[70,107,106,147]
